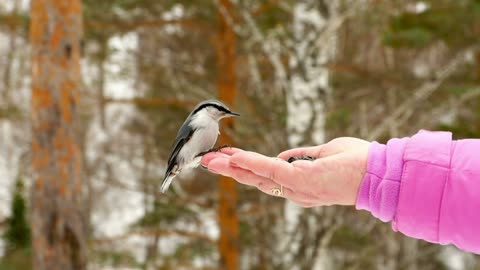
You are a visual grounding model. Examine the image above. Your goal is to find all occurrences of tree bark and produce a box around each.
[30,1,87,269]
[285,1,339,269]
[216,0,239,269]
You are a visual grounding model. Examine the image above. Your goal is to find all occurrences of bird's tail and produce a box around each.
[160,173,175,193]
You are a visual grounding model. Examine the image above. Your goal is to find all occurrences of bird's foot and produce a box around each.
[211,144,231,152]
[196,145,231,158]
[287,155,317,163]
[196,151,209,157]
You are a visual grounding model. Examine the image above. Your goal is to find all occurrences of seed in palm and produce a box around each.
[287,155,317,163]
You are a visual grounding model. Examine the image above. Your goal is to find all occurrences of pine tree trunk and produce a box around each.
[216,0,239,269]
[30,1,87,269]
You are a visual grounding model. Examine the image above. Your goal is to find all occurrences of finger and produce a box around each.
[229,151,298,188]
[218,147,245,156]
[288,200,318,208]
[201,152,230,167]
[201,148,245,166]
[277,146,324,160]
[208,157,268,186]
[208,158,318,205]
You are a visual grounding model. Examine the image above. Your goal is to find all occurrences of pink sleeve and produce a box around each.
[356,130,480,254]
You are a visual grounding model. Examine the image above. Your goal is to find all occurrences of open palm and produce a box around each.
[201,137,370,207]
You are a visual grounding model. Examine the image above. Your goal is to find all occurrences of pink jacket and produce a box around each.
[356,130,480,254]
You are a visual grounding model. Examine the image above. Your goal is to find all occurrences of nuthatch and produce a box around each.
[161,100,240,193]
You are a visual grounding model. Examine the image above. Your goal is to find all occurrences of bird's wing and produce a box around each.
[165,120,195,177]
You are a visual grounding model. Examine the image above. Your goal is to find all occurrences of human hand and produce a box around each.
[201,137,370,207]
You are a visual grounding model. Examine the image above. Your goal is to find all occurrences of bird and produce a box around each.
[161,99,240,193]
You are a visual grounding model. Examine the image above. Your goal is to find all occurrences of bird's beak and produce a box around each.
[228,111,240,117]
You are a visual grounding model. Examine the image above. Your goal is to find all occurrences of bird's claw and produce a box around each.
[196,145,232,157]
[212,144,231,151]
[196,151,209,157]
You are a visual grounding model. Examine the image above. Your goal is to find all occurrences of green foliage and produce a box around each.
[173,240,214,260]
[0,12,30,35]
[438,120,480,139]
[330,225,370,251]
[384,0,480,48]
[0,248,32,270]
[326,108,351,130]
[0,178,31,270]
[476,0,480,11]
[447,85,478,96]
[95,250,139,268]
[383,27,433,48]
[135,200,196,227]
[83,0,216,39]
[437,88,480,139]
[4,178,31,252]
[255,4,290,33]
[239,219,255,247]
[0,104,22,120]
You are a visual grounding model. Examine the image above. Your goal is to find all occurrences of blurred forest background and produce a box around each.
[0,0,479,269]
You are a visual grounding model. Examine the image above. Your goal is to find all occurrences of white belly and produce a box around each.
[178,123,219,169]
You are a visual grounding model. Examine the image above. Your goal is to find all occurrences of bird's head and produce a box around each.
[191,99,240,121]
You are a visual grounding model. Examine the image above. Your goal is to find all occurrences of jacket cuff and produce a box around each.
[356,138,408,222]
[392,130,452,241]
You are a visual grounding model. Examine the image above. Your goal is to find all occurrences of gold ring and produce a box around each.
[271,185,284,196]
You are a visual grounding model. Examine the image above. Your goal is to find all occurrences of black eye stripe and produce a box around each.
[192,103,231,114]
[213,104,231,113]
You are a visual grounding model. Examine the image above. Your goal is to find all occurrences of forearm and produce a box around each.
[356,130,480,254]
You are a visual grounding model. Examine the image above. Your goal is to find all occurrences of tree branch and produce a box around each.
[419,87,480,127]
[86,18,209,33]
[94,228,216,245]
[367,45,480,140]
[101,97,195,109]
[0,13,208,33]
[241,7,289,92]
